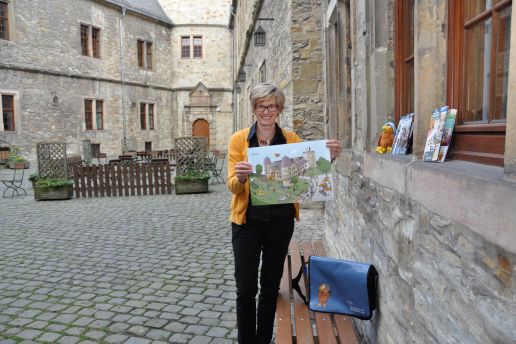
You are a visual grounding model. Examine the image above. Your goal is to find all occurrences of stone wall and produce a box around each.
[0,0,234,158]
[170,26,233,89]
[325,153,516,344]
[233,0,326,140]
[291,0,325,140]
[175,90,233,151]
[320,1,516,343]
[234,0,293,130]
[0,69,176,158]
[0,0,173,86]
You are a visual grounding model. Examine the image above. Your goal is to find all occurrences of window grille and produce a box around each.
[254,26,265,46]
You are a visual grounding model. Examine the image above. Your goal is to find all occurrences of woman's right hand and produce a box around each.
[235,161,253,184]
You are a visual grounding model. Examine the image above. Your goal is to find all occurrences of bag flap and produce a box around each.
[308,255,376,320]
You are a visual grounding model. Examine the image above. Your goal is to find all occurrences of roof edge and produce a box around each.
[98,0,174,27]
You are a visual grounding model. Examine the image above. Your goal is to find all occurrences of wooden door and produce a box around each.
[192,119,210,145]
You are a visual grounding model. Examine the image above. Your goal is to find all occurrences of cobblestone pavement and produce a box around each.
[0,166,325,343]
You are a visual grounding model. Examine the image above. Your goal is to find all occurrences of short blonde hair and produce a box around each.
[249,83,285,112]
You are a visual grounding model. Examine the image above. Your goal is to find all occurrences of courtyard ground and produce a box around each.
[0,166,325,343]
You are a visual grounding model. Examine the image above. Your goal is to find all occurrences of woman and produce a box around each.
[227,83,341,344]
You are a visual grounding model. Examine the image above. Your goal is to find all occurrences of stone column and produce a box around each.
[413,0,447,156]
[504,5,516,179]
[291,0,324,140]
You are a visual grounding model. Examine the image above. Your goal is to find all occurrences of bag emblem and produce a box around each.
[317,283,331,307]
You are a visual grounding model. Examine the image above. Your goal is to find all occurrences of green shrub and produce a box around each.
[29,172,73,188]
[175,167,210,182]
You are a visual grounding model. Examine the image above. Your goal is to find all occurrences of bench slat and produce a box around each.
[290,242,315,344]
[334,315,359,344]
[305,241,338,344]
[276,253,293,344]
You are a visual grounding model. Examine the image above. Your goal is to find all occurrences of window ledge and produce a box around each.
[359,152,516,253]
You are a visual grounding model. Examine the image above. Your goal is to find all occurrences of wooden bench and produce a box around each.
[276,240,359,344]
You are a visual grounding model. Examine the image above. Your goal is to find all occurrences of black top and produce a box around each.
[246,122,296,222]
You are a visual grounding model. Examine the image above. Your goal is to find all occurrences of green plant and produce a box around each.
[175,167,210,182]
[29,172,73,188]
[8,146,25,163]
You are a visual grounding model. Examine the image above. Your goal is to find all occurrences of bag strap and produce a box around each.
[291,262,308,305]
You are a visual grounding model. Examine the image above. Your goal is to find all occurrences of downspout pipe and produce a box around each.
[119,6,127,142]
[229,5,237,132]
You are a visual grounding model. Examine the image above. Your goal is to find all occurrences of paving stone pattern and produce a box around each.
[0,168,325,343]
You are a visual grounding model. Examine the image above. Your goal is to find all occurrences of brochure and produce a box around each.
[437,108,457,162]
[423,106,447,161]
[392,113,414,155]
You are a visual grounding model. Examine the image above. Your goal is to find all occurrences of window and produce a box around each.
[145,142,152,151]
[91,143,101,158]
[140,103,155,130]
[1,94,14,131]
[394,0,415,122]
[0,1,9,40]
[146,41,152,69]
[80,24,101,58]
[181,36,191,58]
[95,100,103,130]
[92,27,100,58]
[81,24,89,56]
[84,99,104,130]
[325,3,352,147]
[193,36,203,58]
[148,103,154,130]
[137,40,153,69]
[448,0,511,166]
[259,61,266,83]
[181,35,203,59]
[255,26,266,46]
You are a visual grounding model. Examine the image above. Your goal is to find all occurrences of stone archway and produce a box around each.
[192,118,210,144]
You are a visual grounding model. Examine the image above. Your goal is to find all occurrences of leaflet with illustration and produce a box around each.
[423,106,447,161]
[392,113,414,155]
[437,108,457,162]
[247,140,333,205]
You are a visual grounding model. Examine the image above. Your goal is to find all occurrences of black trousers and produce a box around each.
[232,218,295,344]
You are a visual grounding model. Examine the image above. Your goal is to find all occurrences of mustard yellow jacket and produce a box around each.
[227,126,302,225]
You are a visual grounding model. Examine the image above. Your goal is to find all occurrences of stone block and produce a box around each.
[363,152,412,195]
[407,160,516,253]
[293,79,318,95]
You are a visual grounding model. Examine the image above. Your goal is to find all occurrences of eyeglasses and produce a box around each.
[255,104,277,112]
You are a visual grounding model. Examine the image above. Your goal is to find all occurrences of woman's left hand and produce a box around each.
[326,139,342,161]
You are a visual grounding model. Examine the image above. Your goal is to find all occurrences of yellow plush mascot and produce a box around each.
[376,122,396,154]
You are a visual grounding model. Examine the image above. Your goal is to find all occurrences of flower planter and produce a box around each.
[175,179,209,194]
[8,161,30,169]
[34,185,73,201]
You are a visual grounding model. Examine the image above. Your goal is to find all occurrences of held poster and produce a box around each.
[248,140,334,206]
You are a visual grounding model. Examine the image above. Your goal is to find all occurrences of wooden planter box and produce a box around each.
[175,179,209,194]
[34,185,73,201]
[8,161,30,169]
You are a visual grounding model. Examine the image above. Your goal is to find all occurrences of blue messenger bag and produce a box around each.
[292,256,378,320]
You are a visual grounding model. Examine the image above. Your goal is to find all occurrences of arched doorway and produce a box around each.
[192,119,210,145]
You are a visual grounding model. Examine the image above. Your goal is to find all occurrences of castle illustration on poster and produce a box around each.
[248,140,334,205]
